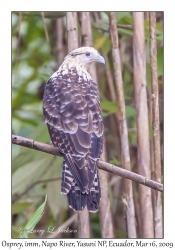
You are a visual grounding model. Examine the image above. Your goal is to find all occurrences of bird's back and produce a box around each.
[43,48,104,212]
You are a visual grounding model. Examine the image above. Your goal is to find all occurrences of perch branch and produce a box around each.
[12,134,163,193]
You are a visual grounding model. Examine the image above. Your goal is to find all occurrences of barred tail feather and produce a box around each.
[61,155,101,212]
[61,160,74,194]
[66,170,101,212]
[67,181,88,211]
[87,170,101,212]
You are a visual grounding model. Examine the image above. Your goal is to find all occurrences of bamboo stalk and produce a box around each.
[12,134,163,192]
[148,89,156,234]
[109,12,137,238]
[78,206,90,238]
[101,28,121,239]
[130,147,142,238]
[56,17,65,67]
[79,12,97,83]
[41,12,50,43]
[98,103,115,237]
[66,12,90,238]
[103,33,122,240]
[149,11,163,238]
[13,12,22,86]
[99,139,115,238]
[132,181,141,238]
[92,12,100,22]
[103,53,116,102]
[132,12,154,238]
[66,12,78,52]
[103,52,121,163]
[79,11,114,238]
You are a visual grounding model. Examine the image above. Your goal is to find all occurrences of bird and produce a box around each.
[43,47,105,212]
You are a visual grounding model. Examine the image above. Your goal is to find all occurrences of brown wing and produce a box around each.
[43,67,103,192]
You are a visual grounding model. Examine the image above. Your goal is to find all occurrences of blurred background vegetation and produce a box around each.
[12,11,163,238]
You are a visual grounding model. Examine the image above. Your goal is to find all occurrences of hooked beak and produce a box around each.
[94,54,105,64]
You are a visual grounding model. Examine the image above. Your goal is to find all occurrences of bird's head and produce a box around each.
[63,47,105,70]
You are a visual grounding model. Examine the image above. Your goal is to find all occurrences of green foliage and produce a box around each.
[116,229,127,238]
[116,12,132,23]
[90,213,102,238]
[46,160,67,218]
[12,201,34,215]
[12,11,163,239]
[12,158,48,195]
[19,194,47,238]
[13,11,66,19]
[101,100,135,118]
[126,106,136,117]
[157,47,163,77]
[110,156,121,166]
[12,12,56,134]
[101,100,118,113]
[93,27,111,55]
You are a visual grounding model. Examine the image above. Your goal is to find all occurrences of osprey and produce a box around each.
[43,47,104,212]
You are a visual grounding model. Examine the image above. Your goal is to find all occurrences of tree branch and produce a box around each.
[12,134,163,193]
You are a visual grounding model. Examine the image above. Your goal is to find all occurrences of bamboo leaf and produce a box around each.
[117,28,133,36]
[100,100,118,113]
[92,27,111,54]
[94,36,107,50]
[19,194,47,238]
[115,12,132,23]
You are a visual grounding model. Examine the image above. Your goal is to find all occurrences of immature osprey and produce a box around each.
[43,47,104,212]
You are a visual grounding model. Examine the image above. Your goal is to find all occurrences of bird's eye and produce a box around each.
[85,52,90,56]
